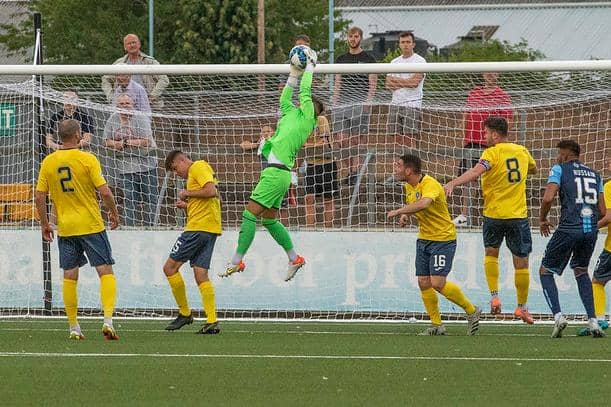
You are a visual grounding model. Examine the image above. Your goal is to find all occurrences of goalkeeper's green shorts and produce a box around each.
[250,166,292,209]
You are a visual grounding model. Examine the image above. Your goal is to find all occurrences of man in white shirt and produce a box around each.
[385,32,426,146]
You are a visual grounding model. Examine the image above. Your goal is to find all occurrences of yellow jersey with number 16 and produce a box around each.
[36,149,107,237]
[479,142,536,219]
[405,174,456,241]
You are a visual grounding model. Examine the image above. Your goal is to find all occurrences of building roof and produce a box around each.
[339,2,611,60]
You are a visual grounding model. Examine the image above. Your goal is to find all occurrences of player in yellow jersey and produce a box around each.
[444,116,537,324]
[579,161,611,335]
[34,119,120,340]
[163,150,222,334]
[388,154,481,336]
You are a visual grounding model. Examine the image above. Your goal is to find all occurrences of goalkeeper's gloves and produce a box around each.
[305,48,317,72]
[287,63,304,88]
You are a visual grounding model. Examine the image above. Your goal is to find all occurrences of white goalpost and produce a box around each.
[0,61,609,321]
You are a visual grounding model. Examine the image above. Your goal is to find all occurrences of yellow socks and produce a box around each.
[167,272,191,316]
[63,278,78,327]
[484,256,499,295]
[198,281,217,324]
[593,283,606,319]
[420,288,441,325]
[100,274,116,320]
[440,281,476,315]
[514,268,530,307]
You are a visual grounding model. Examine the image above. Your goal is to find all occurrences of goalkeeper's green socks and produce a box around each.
[100,274,116,325]
[234,210,257,262]
[167,272,191,317]
[63,278,79,328]
[262,218,297,262]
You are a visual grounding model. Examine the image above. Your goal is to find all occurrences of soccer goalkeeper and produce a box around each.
[221,47,323,282]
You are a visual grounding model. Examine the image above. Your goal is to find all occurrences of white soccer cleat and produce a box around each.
[218,261,246,278]
[69,330,85,340]
[452,214,469,227]
[285,255,306,282]
[551,315,568,338]
[466,306,482,336]
[588,319,605,338]
[418,325,446,336]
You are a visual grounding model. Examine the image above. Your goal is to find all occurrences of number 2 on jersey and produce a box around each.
[58,166,75,192]
[505,158,521,183]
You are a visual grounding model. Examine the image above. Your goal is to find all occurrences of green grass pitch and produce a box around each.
[0,319,608,406]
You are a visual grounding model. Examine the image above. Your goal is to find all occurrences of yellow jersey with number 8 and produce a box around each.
[479,142,536,219]
[36,149,107,237]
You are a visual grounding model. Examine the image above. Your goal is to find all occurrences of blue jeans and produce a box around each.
[120,169,159,226]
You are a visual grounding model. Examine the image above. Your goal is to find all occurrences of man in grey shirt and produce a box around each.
[112,73,151,114]
[104,94,158,226]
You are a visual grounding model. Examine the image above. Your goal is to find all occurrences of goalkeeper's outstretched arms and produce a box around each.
[299,48,317,120]
[280,56,305,115]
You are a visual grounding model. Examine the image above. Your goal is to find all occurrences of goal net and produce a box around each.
[0,61,610,321]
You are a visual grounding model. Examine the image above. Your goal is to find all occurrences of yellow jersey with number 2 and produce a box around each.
[36,149,107,237]
[479,142,536,219]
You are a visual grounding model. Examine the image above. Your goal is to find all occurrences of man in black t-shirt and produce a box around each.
[46,90,95,151]
[332,26,377,184]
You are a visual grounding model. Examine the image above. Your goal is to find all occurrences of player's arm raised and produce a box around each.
[444,163,486,197]
[299,49,317,120]
[387,197,433,219]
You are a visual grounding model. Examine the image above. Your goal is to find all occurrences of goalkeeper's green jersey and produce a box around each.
[261,71,317,170]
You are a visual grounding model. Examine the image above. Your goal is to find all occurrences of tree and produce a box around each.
[0,0,349,65]
[379,38,547,93]
[0,0,148,64]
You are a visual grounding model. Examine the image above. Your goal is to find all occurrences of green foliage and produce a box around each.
[0,0,349,66]
[0,0,148,64]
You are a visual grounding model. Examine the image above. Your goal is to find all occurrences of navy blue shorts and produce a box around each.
[415,239,456,277]
[58,231,115,270]
[483,217,532,258]
[541,229,598,275]
[594,249,611,282]
[169,231,218,269]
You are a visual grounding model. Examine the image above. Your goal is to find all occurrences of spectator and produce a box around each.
[304,115,337,227]
[104,94,158,226]
[453,72,513,227]
[385,31,426,147]
[46,90,94,151]
[101,34,169,109]
[332,26,377,185]
[240,125,291,225]
[111,71,151,114]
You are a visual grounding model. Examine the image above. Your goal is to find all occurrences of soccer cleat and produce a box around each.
[466,306,482,336]
[164,313,194,331]
[285,255,306,282]
[218,261,246,278]
[452,214,469,227]
[551,315,568,338]
[578,319,609,336]
[196,321,220,335]
[490,296,502,315]
[417,325,446,336]
[69,330,85,340]
[102,323,119,341]
[588,320,605,338]
[514,307,535,325]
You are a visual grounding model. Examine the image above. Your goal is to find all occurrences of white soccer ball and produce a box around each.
[289,45,309,70]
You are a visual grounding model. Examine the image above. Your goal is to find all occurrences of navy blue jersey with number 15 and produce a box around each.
[547,160,603,233]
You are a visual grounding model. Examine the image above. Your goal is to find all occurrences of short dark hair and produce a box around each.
[312,95,325,117]
[165,150,186,170]
[58,119,80,142]
[399,31,415,42]
[398,154,422,174]
[557,140,580,156]
[483,116,508,137]
[294,34,310,44]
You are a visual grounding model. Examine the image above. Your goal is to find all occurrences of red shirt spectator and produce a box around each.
[464,74,513,146]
